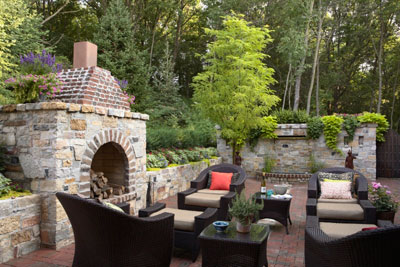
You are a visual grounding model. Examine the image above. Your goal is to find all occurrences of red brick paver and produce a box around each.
[3,178,399,267]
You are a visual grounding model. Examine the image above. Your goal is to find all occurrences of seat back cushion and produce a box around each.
[207,171,240,188]
[320,180,352,199]
[198,189,229,196]
[209,171,232,190]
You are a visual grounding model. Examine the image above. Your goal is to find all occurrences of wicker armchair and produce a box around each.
[178,163,246,220]
[56,192,174,267]
[306,167,376,223]
[305,215,399,267]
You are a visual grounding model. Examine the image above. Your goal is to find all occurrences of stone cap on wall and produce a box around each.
[274,123,377,137]
[0,102,149,121]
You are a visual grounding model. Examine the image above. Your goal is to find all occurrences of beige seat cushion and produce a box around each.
[317,203,364,220]
[318,198,358,204]
[185,193,221,208]
[198,189,229,196]
[320,222,377,239]
[151,208,202,231]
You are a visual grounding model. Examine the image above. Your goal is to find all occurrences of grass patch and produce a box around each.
[0,190,31,200]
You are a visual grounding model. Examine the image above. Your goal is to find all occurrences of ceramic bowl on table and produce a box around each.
[213,221,229,232]
[273,184,288,195]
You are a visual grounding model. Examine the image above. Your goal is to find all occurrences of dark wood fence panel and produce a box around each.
[377,130,400,178]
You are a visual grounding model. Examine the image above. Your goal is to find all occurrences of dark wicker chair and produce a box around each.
[139,202,217,262]
[305,215,399,267]
[56,192,174,267]
[178,163,246,220]
[306,167,376,223]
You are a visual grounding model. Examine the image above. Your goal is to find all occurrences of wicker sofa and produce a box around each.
[305,215,399,267]
[178,163,246,220]
[306,167,376,223]
[56,192,174,267]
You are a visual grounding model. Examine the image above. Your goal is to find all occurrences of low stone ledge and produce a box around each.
[0,102,149,121]
[0,194,41,263]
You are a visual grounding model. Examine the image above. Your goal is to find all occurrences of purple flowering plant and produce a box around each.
[6,50,63,103]
[368,182,399,212]
[115,78,135,105]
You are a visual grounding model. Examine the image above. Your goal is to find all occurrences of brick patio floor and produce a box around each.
[2,178,399,267]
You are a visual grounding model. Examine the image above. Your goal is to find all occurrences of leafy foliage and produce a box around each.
[229,191,264,226]
[262,155,276,173]
[306,116,324,139]
[357,112,389,142]
[261,116,278,139]
[308,154,325,173]
[321,115,344,153]
[192,14,279,160]
[0,174,11,197]
[272,109,309,124]
[342,115,360,141]
[369,182,399,212]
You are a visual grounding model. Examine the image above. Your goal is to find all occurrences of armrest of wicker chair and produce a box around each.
[306,215,319,228]
[138,202,166,217]
[230,179,245,194]
[178,188,197,209]
[307,173,318,199]
[359,199,376,223]
[306,198,317,216]
[194,208,218,236]
[219,191,236,220]
[190,172,208,189]
[355,174,368,200]
[377,220,394,228]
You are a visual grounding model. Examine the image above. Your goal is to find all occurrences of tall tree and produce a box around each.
[92,0,151,109]
[192,14,279,161]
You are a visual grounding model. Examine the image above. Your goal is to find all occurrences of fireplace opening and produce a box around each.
[90,142,128,200]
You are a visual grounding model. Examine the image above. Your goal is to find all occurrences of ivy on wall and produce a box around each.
[357,112,389,142]
[321,115,344,154]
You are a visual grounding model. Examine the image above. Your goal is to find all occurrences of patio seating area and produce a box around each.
[1,177,398,267]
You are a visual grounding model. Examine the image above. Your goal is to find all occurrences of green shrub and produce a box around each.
[272,109,309,124]
[206,147,218,157]
[261,116,278,139]
[262,155,276,173]
[342,115,360,141]
[308,154,326,173]
[357,112,389,142]
[0,174,12,197]
[146,153,168,168]
[307,117,324,139]
[147,126,179,151]
[321,115,344,154]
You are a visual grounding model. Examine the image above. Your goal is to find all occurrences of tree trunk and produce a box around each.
[316,55,320,116]
[390,61,400,129]
[306,0,323,115]
[377,13,384,113]
[293,0,314,111]
[282,64,292,110]
[173,0,183,64]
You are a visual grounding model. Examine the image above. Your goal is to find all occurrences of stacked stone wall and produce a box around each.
[218,123,377,180]
[142,158,222,208]
[0,195,41,263]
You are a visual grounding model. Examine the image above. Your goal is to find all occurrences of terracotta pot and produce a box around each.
[377,211,396,223]
[236,221,251,233]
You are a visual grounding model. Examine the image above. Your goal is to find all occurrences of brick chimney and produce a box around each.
[73,41,97,68]
[56,42,130,110]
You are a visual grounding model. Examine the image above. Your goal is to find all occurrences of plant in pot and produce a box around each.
[368,182,399,223]
[228,191,263,233]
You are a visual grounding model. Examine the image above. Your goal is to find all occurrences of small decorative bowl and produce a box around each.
[213,221,229,232]
[274,184,288,195]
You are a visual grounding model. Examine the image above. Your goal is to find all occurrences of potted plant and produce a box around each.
[228,191,263,233]
[368,182,399,223]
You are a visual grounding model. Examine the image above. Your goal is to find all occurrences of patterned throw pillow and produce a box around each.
[207,171,240,188]
[319,180,353,199]
[318,171,354,192]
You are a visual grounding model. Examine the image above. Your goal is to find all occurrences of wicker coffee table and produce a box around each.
[199,222,270,267]
[253,192,292,234]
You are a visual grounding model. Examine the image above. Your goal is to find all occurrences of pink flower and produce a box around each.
[372,182,382,189]
[387,191,391,194]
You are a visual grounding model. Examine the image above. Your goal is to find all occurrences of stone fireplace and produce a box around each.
[0,42,148,249]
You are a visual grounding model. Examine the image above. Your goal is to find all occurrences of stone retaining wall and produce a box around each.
[0,195,41,263]
[218,123,377,180]
[140,158,222,209]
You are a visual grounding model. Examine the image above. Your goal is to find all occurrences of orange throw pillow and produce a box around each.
[209,171,233,190]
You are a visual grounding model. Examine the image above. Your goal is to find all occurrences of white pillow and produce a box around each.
[320,181,352,199]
